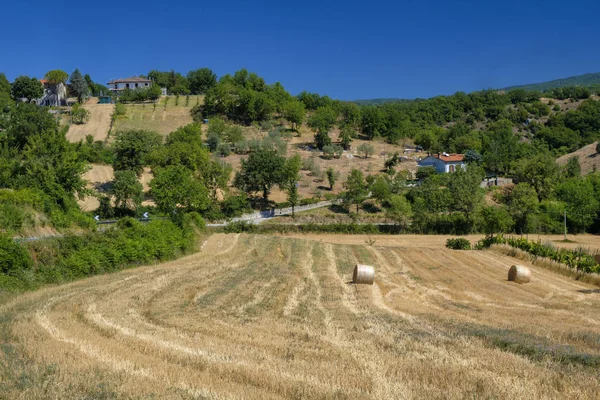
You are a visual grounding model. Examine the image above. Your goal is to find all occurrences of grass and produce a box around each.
[1,233,600,398]
[112,95,202,136]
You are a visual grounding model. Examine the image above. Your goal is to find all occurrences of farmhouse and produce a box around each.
[107,76,153,93]
[37,79,67,106]
[418,152,465,173]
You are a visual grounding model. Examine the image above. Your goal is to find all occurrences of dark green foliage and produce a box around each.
[77,135,114,164]
[416,166,437,180]
[445,238,472,250]
[503,72,600,92]
[11,76,43,102]
[475,235,599,273]
[44,70,68,84]
[113,130,162,176]
[0,235,33,276]
[110,170,143,215]
[0,219,197,291]
[342,169,368,213]
[150,165,210,215]
[69,69,88,103]
[71,103,90,124]
[224,220,257,233]
[234,149,286,200]
[221,194,251,218]
[118,84,162,102]
[187,68,217,94]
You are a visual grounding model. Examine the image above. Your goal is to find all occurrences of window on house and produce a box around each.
[126,83,130,89]
[449,165,455,173]
[135,83,138,88]
[114,84,118,89]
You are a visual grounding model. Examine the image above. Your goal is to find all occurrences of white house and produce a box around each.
[417,153,466,173]
[36,79,68,106]
[107,77,153,93]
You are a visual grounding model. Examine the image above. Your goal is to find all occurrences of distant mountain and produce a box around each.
[503,72,600,92]
[352,72,600,105]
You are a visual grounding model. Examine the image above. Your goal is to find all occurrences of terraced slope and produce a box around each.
[1,234,599,399]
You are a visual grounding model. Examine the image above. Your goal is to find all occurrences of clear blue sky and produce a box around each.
[2,0,599,100]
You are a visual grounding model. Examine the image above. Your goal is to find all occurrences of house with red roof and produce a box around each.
[417,152,465,173]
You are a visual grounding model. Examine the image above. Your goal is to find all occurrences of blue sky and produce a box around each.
[2,0,599,100]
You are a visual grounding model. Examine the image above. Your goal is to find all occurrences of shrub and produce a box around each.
[71,103,90,124]
[225,220,256,233]
[114,102,126,117]
[216,142,231,157]
[446,238,472,250]
[0,235,33,276]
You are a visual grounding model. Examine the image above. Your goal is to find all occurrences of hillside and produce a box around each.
[556,141,600,174]
[504,72,600,92]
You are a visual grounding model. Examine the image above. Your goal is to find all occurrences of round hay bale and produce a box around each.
[508,265,531,284]
[353,264,375,285]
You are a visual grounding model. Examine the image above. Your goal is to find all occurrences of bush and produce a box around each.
[114,102,126,117]
[446,238,472,250]
[0,235,33,276]
[71,103,90,124]
[224,220,256,233]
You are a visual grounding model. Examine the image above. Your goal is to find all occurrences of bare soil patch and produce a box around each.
[66,98,114,143]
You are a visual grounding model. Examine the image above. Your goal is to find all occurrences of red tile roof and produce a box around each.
[432,153,464,162]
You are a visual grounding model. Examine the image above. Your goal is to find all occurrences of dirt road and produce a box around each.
[1,234,599,398]
[66,98,114,143]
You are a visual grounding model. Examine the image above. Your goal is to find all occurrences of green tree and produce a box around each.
[556,178,598,233]
[339,124,354,150]
[314,131,332,150]
[110,170,143,215]
[447,166,484,224]
[207,131,220,152]
[307,106,337,134]
[69,68,88,103]
[464,149,482,165]
[11,76,43,101]
[370,175,391,205]
[385,194,412,228]
[234,149,285,200]
[563,156,581,179]
[0,73,10,95]
[44,70,69,84]
[507,183,539,234]
[150,165,210,215]
[357,143,375,158]
[482,119,519,176]
[415,130,438,151]
[187,68,217,94]
[281,155,301,217]
[343,169,368,213]
[480,206,513,237]
[113,130,162,176]
[513,153,558,200]
[326,167,337,190]
[224,125,243,144]
[283,99,305,130]
[360,106,384,139]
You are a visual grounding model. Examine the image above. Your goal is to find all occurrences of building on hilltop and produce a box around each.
[36,79,68,106]
[107,76,153,93]
[417,152,465,173]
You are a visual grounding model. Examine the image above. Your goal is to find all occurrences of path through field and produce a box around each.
[2,234,599,399]
[66,98,114,142]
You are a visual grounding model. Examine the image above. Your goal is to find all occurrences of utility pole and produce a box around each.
[564,211,567,240]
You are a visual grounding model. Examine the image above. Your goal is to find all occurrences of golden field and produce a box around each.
[1,233,599,399]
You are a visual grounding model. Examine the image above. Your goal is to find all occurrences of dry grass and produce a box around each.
[556,141,600,175]
[1,234,600,399]
[112,95,203,136]
[65,97,114,143]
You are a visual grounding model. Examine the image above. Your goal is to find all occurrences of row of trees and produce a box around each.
[4,69,100,104]
[332,154,600,235]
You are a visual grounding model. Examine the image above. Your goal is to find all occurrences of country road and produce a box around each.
[66,98,114,143]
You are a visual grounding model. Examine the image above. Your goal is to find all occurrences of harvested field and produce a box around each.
[2,234,599,399]
[66,98,114,142]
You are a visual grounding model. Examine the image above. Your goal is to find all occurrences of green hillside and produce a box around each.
[503,72,600,92]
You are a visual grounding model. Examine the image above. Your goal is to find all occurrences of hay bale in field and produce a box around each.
[353,264,375,285]
[508,265,531,284]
